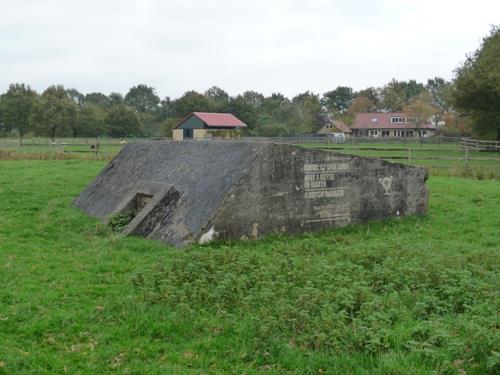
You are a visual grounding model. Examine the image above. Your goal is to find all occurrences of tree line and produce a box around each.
[0,26,498,140]
[0,79,459,139]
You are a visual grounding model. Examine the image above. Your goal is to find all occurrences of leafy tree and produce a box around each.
[125,84,160,114]
[402,80,426,101]
[403,92,437,134]
[205,86,230,112]
[322,86,354,115]
[356,87,381,109]
[292,91,324,133]
[381,79,426,111]
[66,88,84,107]
[380,81,406,111]
[348,95,377,116]
[158,97,173,122]
[109,92,124,106]
[440,112,473,137]
[32,85,77,140]
[172,90,215,117]
[140,112,162,137]
[253,113,288,136]
[228,94,259,132]
[453,25,500,140]
[227,91,264,134]
[241,90,265,107]
[282,103,306,135]
[261,93,291,125]
[85,92,111,108]
[0,83,38,142]
[74,104,108,137]
[258,122,288,136]
[160,117,181,137]
[106,104,142,137]
[0,103,5,136]
[426,77,453,126]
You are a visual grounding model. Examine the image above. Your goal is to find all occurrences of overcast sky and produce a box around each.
[1,0,499,99]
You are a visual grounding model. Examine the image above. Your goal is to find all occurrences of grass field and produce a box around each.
[0,160,499,374]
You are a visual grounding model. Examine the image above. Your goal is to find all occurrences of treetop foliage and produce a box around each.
[453,25,500,140]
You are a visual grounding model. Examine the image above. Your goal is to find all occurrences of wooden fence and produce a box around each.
[461,138,500,151]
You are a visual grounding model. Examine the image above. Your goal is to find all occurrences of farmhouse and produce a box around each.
[350,112,436,138]
[317,118,352,137]
[172,112,247,140]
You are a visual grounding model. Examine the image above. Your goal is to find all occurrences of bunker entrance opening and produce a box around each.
[134,193,153,213]
[108,192,154,233]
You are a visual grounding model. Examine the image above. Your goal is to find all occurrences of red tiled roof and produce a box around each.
[351,112,436,130]
[331,119,352,133]
[175,112,247,128]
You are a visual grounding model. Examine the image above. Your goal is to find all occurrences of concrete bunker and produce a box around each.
[74,141,429,248]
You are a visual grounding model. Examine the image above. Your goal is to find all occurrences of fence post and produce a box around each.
[408,148,411,161]
[464,147,469,168]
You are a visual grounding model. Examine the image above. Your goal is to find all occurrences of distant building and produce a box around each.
[173,112,247,140]
[316,118,352,137]
[350,112,436,138]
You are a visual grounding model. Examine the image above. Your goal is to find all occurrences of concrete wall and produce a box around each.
[209,145,428,242]
[172,129,183,141]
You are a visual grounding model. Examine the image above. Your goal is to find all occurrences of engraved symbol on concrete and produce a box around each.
[378,176,393,196]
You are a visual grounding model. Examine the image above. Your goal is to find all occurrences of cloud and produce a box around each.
[1,0,499,98]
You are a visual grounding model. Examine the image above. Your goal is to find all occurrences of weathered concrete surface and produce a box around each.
[74,141,428,247]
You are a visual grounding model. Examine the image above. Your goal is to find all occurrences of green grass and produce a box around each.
[0,144,121,156]
[0,161,499,374]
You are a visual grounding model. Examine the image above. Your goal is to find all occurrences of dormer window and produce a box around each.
[391,116,417,123]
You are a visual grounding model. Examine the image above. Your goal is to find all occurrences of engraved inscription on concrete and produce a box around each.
[74,141,429,248]
[303,162,349,199]
[302,161,351,221]
[306,203,351,224]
